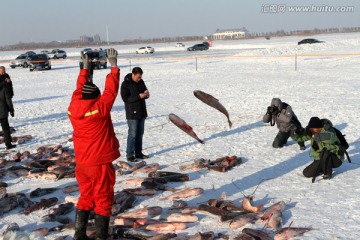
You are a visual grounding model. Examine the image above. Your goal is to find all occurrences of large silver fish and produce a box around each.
[274,226,313,240]
[193,90,232,128]
[169,113,204,144]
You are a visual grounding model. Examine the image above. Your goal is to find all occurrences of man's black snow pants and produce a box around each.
[303,150,343,178]
[273,131,305,148]
[0,118,11,147]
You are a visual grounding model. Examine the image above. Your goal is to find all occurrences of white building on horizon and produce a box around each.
[213,28,248,40]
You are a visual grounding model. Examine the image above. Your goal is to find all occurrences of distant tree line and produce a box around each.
[1,27,359,51]
[249,27,360,39]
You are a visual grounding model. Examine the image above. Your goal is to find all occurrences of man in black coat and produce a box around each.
[120,67,149,162]
[0,67,16,149]
[0,66,14,98]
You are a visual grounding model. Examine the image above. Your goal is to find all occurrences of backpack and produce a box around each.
[321,119,349,150]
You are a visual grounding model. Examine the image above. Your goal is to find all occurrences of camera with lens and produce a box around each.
[267,106,278,115]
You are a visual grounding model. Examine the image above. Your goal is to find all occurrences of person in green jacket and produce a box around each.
[292,117,344,180]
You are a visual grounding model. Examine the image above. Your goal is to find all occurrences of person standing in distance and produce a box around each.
[0,66,14,98]
[68,48,120,240]
[0,66,15,150]
[121,67,149,162]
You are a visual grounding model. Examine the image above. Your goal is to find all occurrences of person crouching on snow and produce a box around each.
[292,117,344,181]
[68,48,120,240]
[263,98,305,150]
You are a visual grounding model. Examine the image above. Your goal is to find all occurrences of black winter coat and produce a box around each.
[0,81,14,119]
[0,74,14,98]
[120,73,148,120]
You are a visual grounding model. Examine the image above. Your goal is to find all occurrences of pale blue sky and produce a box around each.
[1,0,359,45]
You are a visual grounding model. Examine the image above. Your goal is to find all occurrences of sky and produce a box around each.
[1,0,359,46]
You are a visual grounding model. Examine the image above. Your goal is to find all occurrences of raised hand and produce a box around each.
[106,48,118,67]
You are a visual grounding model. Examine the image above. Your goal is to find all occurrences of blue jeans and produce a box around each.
[126,118,145,158]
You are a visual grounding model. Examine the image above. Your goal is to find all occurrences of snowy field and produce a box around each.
[1,32,360,239]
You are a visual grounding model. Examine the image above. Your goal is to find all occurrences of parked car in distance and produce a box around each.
[9,54,32,68]
[28,54,51,71]
[25,51,36,56]
[298,38,324,45]
[79,49,108,69]
[48,49,67,59]
[83,48,92,54]
[187,43,209,51]
[40,50,50,54]
[202,42,210,47]
[136,46,155,54]
[176,43,185,47]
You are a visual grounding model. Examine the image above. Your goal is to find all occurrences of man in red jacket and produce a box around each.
[68,48,120,240]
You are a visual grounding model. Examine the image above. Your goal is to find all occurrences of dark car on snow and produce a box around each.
[298,38,324,45]
[28,54,51,71]
[187,43,209,51]
[25,51,36,56]
[79,49,108,69]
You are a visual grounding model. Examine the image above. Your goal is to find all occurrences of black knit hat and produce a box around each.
[307,117,323,128]
[82,82,100,100]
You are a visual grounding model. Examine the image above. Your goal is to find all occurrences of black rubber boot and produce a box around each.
[95,214,110,240]
[73,209,90,240]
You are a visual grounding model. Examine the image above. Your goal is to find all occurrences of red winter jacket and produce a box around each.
[68,68,120,167]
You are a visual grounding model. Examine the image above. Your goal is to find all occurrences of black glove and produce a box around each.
[10,112,14,117]
[312,141,319,151]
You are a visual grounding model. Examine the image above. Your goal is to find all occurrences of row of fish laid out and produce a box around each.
[109,193,312,240]
[0,134,33,146]
[0,184,78,217]
[115,155,241,177]
[179,156,242,172]
[57,191,311,240]
[0,145,77,181]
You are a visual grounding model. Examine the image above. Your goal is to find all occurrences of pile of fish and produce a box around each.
[180,156,242,172]
[0,141,314,239]
[0,144,76,181]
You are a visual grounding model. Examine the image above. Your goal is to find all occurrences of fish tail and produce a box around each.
[228,120,233,129]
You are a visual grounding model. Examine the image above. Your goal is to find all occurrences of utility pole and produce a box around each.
[106,25,109,45]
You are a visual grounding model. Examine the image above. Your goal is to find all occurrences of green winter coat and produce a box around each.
[292,128,345,161]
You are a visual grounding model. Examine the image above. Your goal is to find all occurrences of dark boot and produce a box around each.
[74,209,90,240]
[95,214,110,240]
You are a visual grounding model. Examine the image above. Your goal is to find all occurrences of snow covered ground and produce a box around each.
[1,32,360,239]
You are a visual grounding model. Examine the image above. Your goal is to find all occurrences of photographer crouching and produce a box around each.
[292,117,345,181]
[263,98,305,150]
